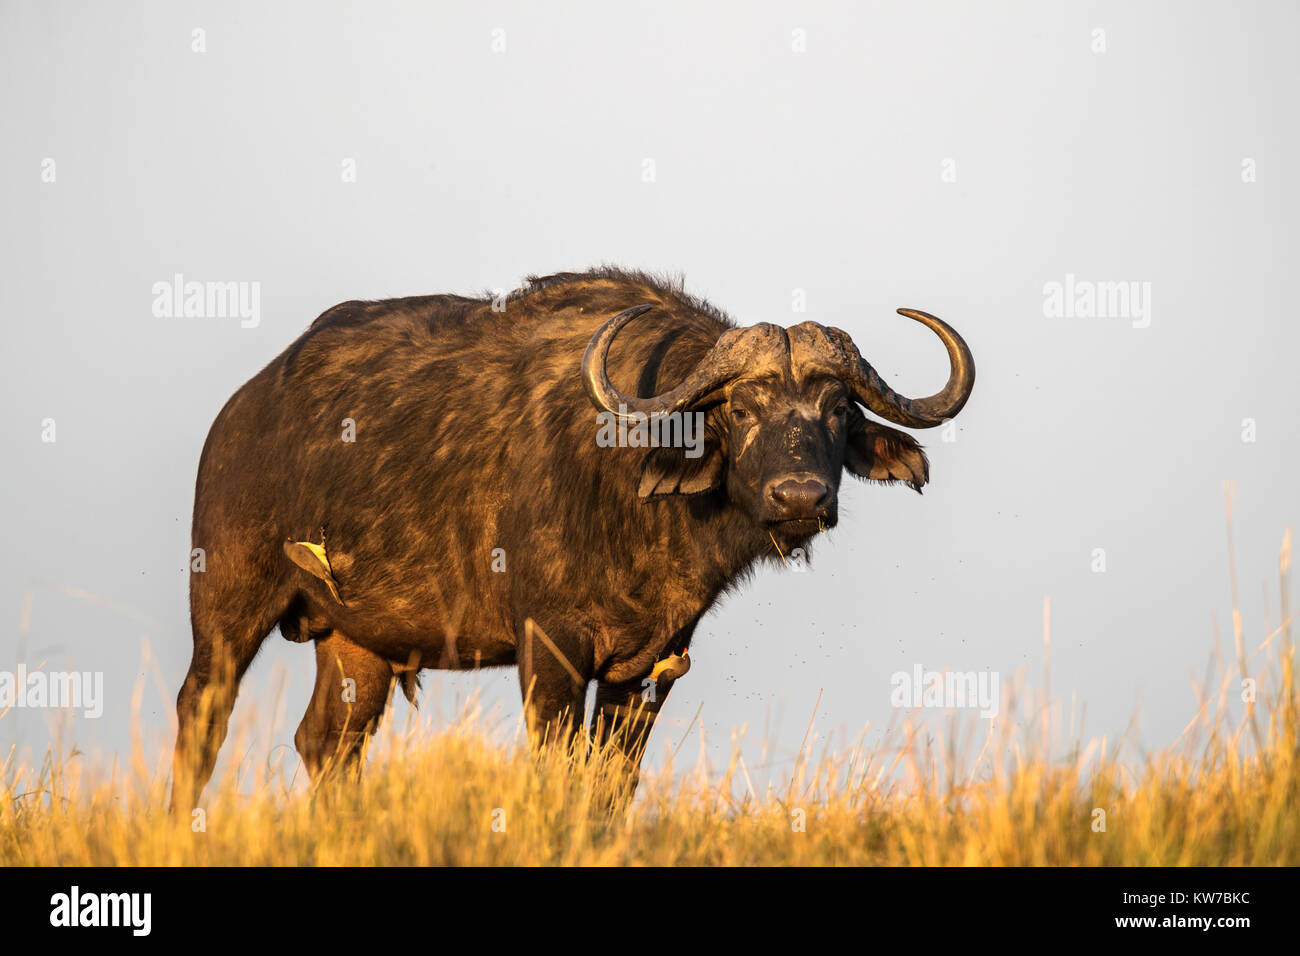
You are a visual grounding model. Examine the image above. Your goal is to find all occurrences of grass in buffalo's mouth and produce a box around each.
[2,516,1297,866]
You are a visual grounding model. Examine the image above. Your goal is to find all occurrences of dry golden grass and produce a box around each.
[3,519,1297,866]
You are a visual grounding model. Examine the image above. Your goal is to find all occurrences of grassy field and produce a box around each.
[3,533,1297,866]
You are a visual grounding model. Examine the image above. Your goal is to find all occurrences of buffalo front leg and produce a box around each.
[516,618,590,755]
[589,670,678,791]
[295,631,395,784]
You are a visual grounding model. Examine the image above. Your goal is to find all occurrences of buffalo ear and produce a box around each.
[638,444,725,499]
[844,414,929,493]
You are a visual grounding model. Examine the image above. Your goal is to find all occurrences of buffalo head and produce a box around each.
[582,304,974,544]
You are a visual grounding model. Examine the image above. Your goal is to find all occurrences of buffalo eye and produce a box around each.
[829,400,849,420]
[730,406,751,424]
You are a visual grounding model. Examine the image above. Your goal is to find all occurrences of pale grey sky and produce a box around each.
[3,0,1297,786]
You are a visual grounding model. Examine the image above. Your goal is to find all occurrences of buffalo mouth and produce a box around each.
[765,513,835,537]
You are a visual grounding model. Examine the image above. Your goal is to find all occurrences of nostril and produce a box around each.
[803,480,829,507]
[769,478,830,512]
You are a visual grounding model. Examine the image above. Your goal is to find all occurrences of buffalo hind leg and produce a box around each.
[173,624,270,813]
[295,631,395,785]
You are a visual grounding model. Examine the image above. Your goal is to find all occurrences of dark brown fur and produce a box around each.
[172,267,942,806]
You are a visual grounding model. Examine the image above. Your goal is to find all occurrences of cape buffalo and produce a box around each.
[172,268,974,805]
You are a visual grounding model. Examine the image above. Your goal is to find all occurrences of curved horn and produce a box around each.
[582,305,750,418]
[841,308,975,428]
